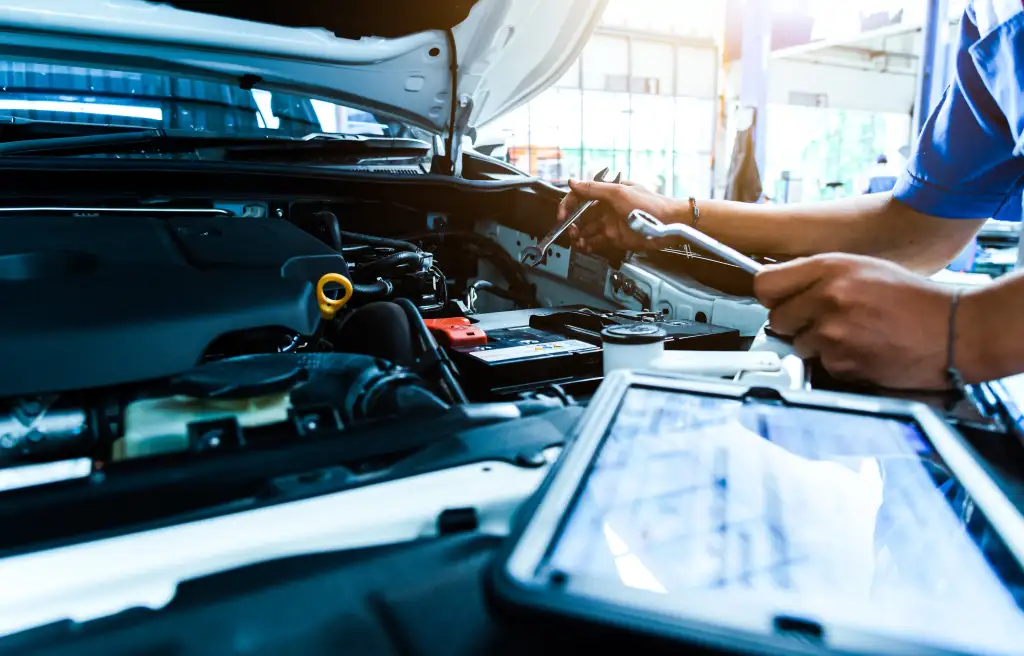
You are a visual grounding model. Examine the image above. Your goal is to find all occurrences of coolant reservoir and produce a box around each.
[113,393,291,461]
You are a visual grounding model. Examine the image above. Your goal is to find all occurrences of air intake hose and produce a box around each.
[168,353,447,425]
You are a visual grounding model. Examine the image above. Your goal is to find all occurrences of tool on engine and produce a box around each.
[520,167,621,268]
[317,273,354,320]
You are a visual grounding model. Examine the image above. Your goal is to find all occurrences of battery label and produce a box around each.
[468,339,598,363]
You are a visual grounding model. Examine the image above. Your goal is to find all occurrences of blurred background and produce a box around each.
[481,0,955,203]
[477,0,1019,280]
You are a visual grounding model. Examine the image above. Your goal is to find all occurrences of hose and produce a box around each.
[351,279,393,299]
[312,210,416,302]
[313,210,420,254]
[313,210,344,252]
[339,230,420,253]
[359,251,425,277]
[394,297,467,405]
[405,231,535,307]
[470,280,515,302]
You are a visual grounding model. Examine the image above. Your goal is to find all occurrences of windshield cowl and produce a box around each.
[0,60,427,152]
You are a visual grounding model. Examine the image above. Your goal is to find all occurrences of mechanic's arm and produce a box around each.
[961,272,1024,382]
[559,184,982,274]
[563,10,1023,275]
[672,193,982,274]
[753,253,1024,389]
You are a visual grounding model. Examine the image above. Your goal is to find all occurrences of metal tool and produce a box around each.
[627,210,797,347]
[626,209,764,275]
[520,167,621,267]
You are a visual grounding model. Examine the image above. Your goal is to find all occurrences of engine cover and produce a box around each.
[0,211,347,397]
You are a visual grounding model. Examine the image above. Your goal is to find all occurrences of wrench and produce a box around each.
[626,209,764,276]
[520,167,621,267]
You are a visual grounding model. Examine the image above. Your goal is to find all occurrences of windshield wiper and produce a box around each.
[0,128,432,159]
[0,115,155,140]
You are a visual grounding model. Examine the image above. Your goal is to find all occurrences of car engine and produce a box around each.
[0,171,774,555]
[0,188,762,494]
[0,200,542,472]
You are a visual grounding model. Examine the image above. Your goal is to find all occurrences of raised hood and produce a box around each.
[0,0,607,136]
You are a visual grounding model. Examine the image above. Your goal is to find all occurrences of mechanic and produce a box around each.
[557,3,1024,392]
[861,154,900,195]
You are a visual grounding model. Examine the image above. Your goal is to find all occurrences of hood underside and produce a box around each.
[0,0,607,136]
[162,0,481,39]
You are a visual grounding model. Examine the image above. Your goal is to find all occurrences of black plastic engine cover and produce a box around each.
[0,213,347,397]
[0,214,347,282]
[0,271,321,397]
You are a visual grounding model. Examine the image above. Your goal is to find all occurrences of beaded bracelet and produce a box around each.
[688,196,701,229]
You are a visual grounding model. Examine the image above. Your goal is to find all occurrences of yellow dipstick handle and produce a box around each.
[317,273,354,320]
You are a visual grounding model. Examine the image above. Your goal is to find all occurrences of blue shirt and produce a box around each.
[894,0,1024,221]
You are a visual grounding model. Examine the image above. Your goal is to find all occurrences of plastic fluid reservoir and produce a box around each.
[601,324,667,375]
[113,393,291,461]
[602,323,784,379]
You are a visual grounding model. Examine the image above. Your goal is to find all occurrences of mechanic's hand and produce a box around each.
[753,253,956,390]
[557,179,675,253]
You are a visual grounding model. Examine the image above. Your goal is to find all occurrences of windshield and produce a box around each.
[0,60,415,139]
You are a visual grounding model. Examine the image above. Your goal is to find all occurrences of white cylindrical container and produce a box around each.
[601,324,667,376]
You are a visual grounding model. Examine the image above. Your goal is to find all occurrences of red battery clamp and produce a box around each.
[423,318,489,347]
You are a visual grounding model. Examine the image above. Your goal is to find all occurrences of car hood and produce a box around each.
[0,0,607,137]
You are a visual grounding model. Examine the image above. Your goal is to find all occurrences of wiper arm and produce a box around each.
[0,128,165,155]
[0,114,155,141]
[220,134,432,162]
[0,128,431,159]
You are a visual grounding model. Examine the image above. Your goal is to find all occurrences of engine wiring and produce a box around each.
[402,230,537,309]
[313,210,439,304]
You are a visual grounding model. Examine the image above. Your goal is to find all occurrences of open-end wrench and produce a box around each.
[520,167,621,267]
[626,209,764,275]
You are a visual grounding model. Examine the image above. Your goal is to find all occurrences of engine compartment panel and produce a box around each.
[0,211,349,397]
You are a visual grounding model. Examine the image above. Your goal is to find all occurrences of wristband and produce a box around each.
[688,197,701,229]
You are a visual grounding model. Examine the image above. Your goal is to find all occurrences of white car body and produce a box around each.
[0,0,607,140]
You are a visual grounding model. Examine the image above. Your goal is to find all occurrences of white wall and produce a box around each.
[725,58,917,114]
[769,60,916,114]
[676,45,719,99]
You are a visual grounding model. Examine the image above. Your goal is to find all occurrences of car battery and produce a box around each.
[447,310,604,398]
[447,307,740,399]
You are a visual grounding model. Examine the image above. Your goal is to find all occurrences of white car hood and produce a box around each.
[0,0,607,136]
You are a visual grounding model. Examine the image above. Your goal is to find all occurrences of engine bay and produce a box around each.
[2,172,1023,656]
[0,172,775,553]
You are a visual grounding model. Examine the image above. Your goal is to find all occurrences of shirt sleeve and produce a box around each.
[893,8,1024,221]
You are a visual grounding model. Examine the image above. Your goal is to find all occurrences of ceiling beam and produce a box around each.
[772,22,923,59]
